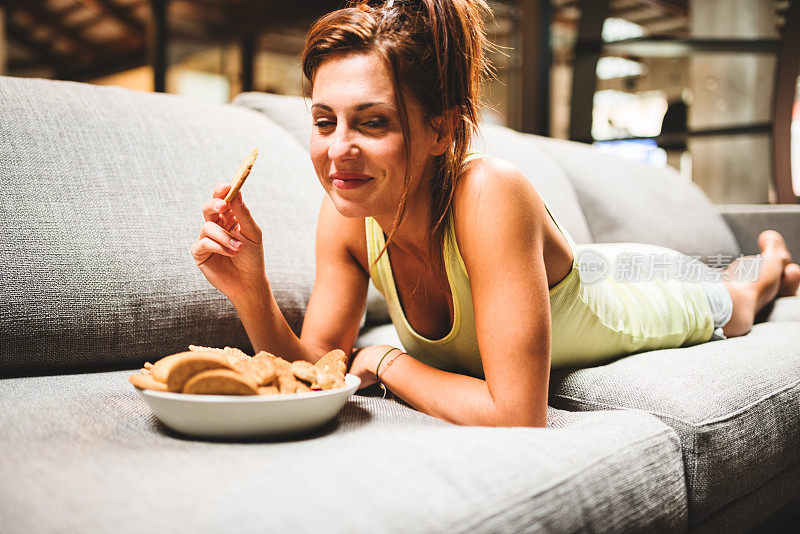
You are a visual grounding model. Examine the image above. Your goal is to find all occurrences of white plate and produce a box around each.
[135,374,361,439]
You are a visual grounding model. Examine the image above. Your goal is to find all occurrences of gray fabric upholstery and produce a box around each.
[0,76,322,375]
[549,321,800,524]
[688,462,800,534]
[4,76,797,532]
[0,370,688,533]
[717,204,800,256]
[233,91,313,148]
[356,322,406,350]
[757,296,800,323]
[533,136,742,264]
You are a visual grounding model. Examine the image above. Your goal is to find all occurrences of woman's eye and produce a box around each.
[363,119,388,129]
[314,120,334,129]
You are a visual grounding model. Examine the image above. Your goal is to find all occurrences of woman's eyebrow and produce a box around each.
[311,102,394,112]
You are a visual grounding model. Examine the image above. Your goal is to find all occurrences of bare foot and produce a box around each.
[778,263,800,297]
[758,230,792,266]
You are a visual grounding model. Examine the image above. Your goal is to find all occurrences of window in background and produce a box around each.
[594,138,668,167]
[591,89,668,141]
[601,17,645,42]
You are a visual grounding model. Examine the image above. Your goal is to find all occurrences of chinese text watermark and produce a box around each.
[577,249,764,284]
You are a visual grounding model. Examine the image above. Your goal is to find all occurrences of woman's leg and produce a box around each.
[721,230,800,338]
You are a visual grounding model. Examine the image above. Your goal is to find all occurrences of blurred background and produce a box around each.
[0,0,798,204]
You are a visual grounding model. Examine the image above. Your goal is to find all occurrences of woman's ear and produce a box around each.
[429,110,458,156]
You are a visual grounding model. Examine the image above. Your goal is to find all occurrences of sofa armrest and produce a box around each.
[717,204,800,257]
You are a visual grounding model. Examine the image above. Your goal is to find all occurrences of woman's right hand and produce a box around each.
[190,183,268,302]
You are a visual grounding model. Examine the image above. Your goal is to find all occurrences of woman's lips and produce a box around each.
[331,173,374,190]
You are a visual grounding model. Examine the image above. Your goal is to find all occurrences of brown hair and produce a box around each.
[301,0,495,281]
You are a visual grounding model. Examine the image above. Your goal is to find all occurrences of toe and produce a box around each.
[778,263,800,297]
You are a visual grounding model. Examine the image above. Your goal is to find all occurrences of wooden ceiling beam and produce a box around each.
[633,0,688,17]
[55,2,89,20]
[5,23,65,65]
[75,0,146,34]
[8,58,51,72]
[7,1,96,54]
[634,13,687,26]
[57,48,149,81]
[73,12,110,33]
[227,0,343,37]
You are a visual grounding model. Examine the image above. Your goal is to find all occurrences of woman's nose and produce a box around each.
[328,126,359,160]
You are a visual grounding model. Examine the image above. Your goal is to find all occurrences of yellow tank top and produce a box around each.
[365,154,715,378]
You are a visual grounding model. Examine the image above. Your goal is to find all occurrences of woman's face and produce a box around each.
[310,52,441,220]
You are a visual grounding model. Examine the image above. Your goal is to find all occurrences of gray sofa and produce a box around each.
[1,76,798,533]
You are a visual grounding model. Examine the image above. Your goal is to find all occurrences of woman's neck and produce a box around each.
[372,190,432,258]
[371,159,438,258]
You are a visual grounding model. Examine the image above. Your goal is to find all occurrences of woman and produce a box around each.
[190,0,800,427]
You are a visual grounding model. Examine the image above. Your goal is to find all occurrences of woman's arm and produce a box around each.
[200,184,368,363]
[230,195,368,364]
[363,159,553,427]
[351,344,527,426]
[299,195,370,359]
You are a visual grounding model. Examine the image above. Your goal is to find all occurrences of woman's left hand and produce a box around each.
[348,345,400,390]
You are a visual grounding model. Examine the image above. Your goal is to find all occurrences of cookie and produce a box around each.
[129,372,168,391]
[290,360,316,384]
[314,366,345,390]
[165,353,235,393]
[188,345,250,363]
[315,349,347,375]
[276,366,302,394]
[234,356,276,386]
[137,346,347,396]
[258,385,280,396]
[224,148,258,203]
[151,352,197,383]
[182,369,259,395]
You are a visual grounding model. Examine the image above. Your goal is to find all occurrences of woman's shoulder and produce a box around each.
[453,154,543,221]
[451,154,548,256]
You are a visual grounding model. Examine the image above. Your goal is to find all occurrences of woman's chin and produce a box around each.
[329,194,373,219]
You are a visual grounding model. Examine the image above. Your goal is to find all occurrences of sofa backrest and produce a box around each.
[533,136,741,263]
[0,76,322,375]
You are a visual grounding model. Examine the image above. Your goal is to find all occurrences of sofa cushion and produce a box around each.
[549,321,800,524]
[757,296,800,323]
[533,136,741,265]
[356,322,406,350]
[233,91,313,147]
[0,369,688,533]
[0,76,322,375]
[687,463,800,534]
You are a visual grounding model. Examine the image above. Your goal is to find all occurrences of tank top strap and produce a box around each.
[464,151,488,164]
[364,216,387,296]
[541,197,578,253]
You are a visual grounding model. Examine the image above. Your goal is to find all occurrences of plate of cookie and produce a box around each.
[129,346,360,439]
